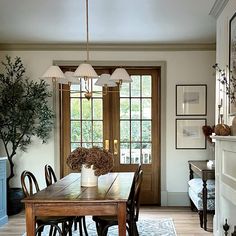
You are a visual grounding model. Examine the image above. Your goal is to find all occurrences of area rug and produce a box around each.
[23,217,177,236]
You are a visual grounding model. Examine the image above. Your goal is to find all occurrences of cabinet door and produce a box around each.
[0,160,7,226]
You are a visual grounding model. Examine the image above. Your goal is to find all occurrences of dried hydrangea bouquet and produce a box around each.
[67,146,114,186]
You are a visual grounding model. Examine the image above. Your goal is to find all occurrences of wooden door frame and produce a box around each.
[54,60,167,205]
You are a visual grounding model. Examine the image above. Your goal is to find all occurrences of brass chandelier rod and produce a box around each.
[86,0,89,62]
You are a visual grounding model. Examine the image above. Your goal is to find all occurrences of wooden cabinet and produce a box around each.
[0,157,8,227]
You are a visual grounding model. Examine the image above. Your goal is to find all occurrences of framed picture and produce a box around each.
[176,84,207,116]
[175,118,206,149]
[229,12,236,115]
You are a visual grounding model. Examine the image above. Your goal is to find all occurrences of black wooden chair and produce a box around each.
[44,165,88,236]
[35,223,63,236]
[21,170,73,236]
[44,164,58,187]
[92,168,143,236]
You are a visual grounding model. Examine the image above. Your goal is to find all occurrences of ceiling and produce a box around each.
[0,0,216,45]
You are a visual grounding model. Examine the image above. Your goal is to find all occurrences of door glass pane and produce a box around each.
[142,99,151,119]
[142,143,152,164]
[93,99,103,120]
[142,121,151,142]
[120,121,130,142]
[131,121,140,141]
[142,75,151,97]
[131,143,141,164]
[120,143,130,164]
[71,142,80,151]
[71,121,80,142]
[82,142,93,148]
[131,75,141,97]
[120,98,130,119]
[71,98,80,119]
[70,84,81,98]
[131,99,140,119]
[120,83,130,97]
[93,121,103,142]
[82,99,91,120]
[82,121,92,142]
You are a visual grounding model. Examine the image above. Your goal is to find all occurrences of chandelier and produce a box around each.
[42,0,132,99]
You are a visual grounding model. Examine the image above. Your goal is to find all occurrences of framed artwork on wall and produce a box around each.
[176,84,207,116]
[175,118,206,149]
[229,12,236,115]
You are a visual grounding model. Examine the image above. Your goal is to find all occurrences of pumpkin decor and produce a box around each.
[215,124,231,136]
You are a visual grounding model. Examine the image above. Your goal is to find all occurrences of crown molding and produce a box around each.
[209,0,229,19]
[0,43,216,51]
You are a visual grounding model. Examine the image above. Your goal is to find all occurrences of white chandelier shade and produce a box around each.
[42,65,65,79]
[109,68,132,83]
[95,74,117,87]
[73,63,98,78]
[62,71,81,84]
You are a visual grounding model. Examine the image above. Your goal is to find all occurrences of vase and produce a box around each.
[231,116,236,136]
[81,164,98,187]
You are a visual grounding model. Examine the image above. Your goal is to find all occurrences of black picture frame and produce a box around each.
[176,84,207,116]
[229,12,236,115]
[175,118,206,149]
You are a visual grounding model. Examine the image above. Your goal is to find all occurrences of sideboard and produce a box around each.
[212,136,236,236]
[0,157,8,227]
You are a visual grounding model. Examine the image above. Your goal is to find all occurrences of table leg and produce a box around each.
[25,204,36,236]
[117,202,126,236]
[202,180,207,231]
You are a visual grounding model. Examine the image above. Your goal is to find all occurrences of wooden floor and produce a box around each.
[0,207,213,236]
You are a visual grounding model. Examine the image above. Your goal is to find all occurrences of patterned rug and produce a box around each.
[23,217,177,236]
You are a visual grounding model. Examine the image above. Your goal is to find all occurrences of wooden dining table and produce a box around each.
[22,172,134,236]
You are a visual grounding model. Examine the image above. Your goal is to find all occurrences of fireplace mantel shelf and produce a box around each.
[211,135,236,141]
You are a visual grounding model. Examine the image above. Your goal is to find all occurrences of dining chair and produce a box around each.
[35,223,63,236]
[44,165,88,236]
[44,164,57,186]
[92,169,143,236]
[21,170,73,236]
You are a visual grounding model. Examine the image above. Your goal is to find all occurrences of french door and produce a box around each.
[60,66,161,204]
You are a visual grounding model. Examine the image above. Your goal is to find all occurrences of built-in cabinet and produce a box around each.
[213,136,236,236]
[0,157,8,227]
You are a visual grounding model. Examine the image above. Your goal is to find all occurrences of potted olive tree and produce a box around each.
[0,56,54,215]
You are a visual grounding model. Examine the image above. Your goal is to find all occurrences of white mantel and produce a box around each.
[212,136,236,235]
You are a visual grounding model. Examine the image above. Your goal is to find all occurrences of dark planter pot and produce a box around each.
[7,187,24,216]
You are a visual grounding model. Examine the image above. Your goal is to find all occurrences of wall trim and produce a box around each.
[0,43,216,51]
[209,0,229,19]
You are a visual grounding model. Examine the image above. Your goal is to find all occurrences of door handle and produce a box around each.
[114,139,118,155]
[105,139,109,151]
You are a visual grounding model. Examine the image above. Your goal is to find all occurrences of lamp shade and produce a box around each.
[109,68,132,83]
[60,71,80,84]
[42,65,65,79]
[95,74,117,87]
[74,63,98,78]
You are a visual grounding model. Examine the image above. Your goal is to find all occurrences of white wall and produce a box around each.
[0,49,215,205]
[216,0,236,125]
